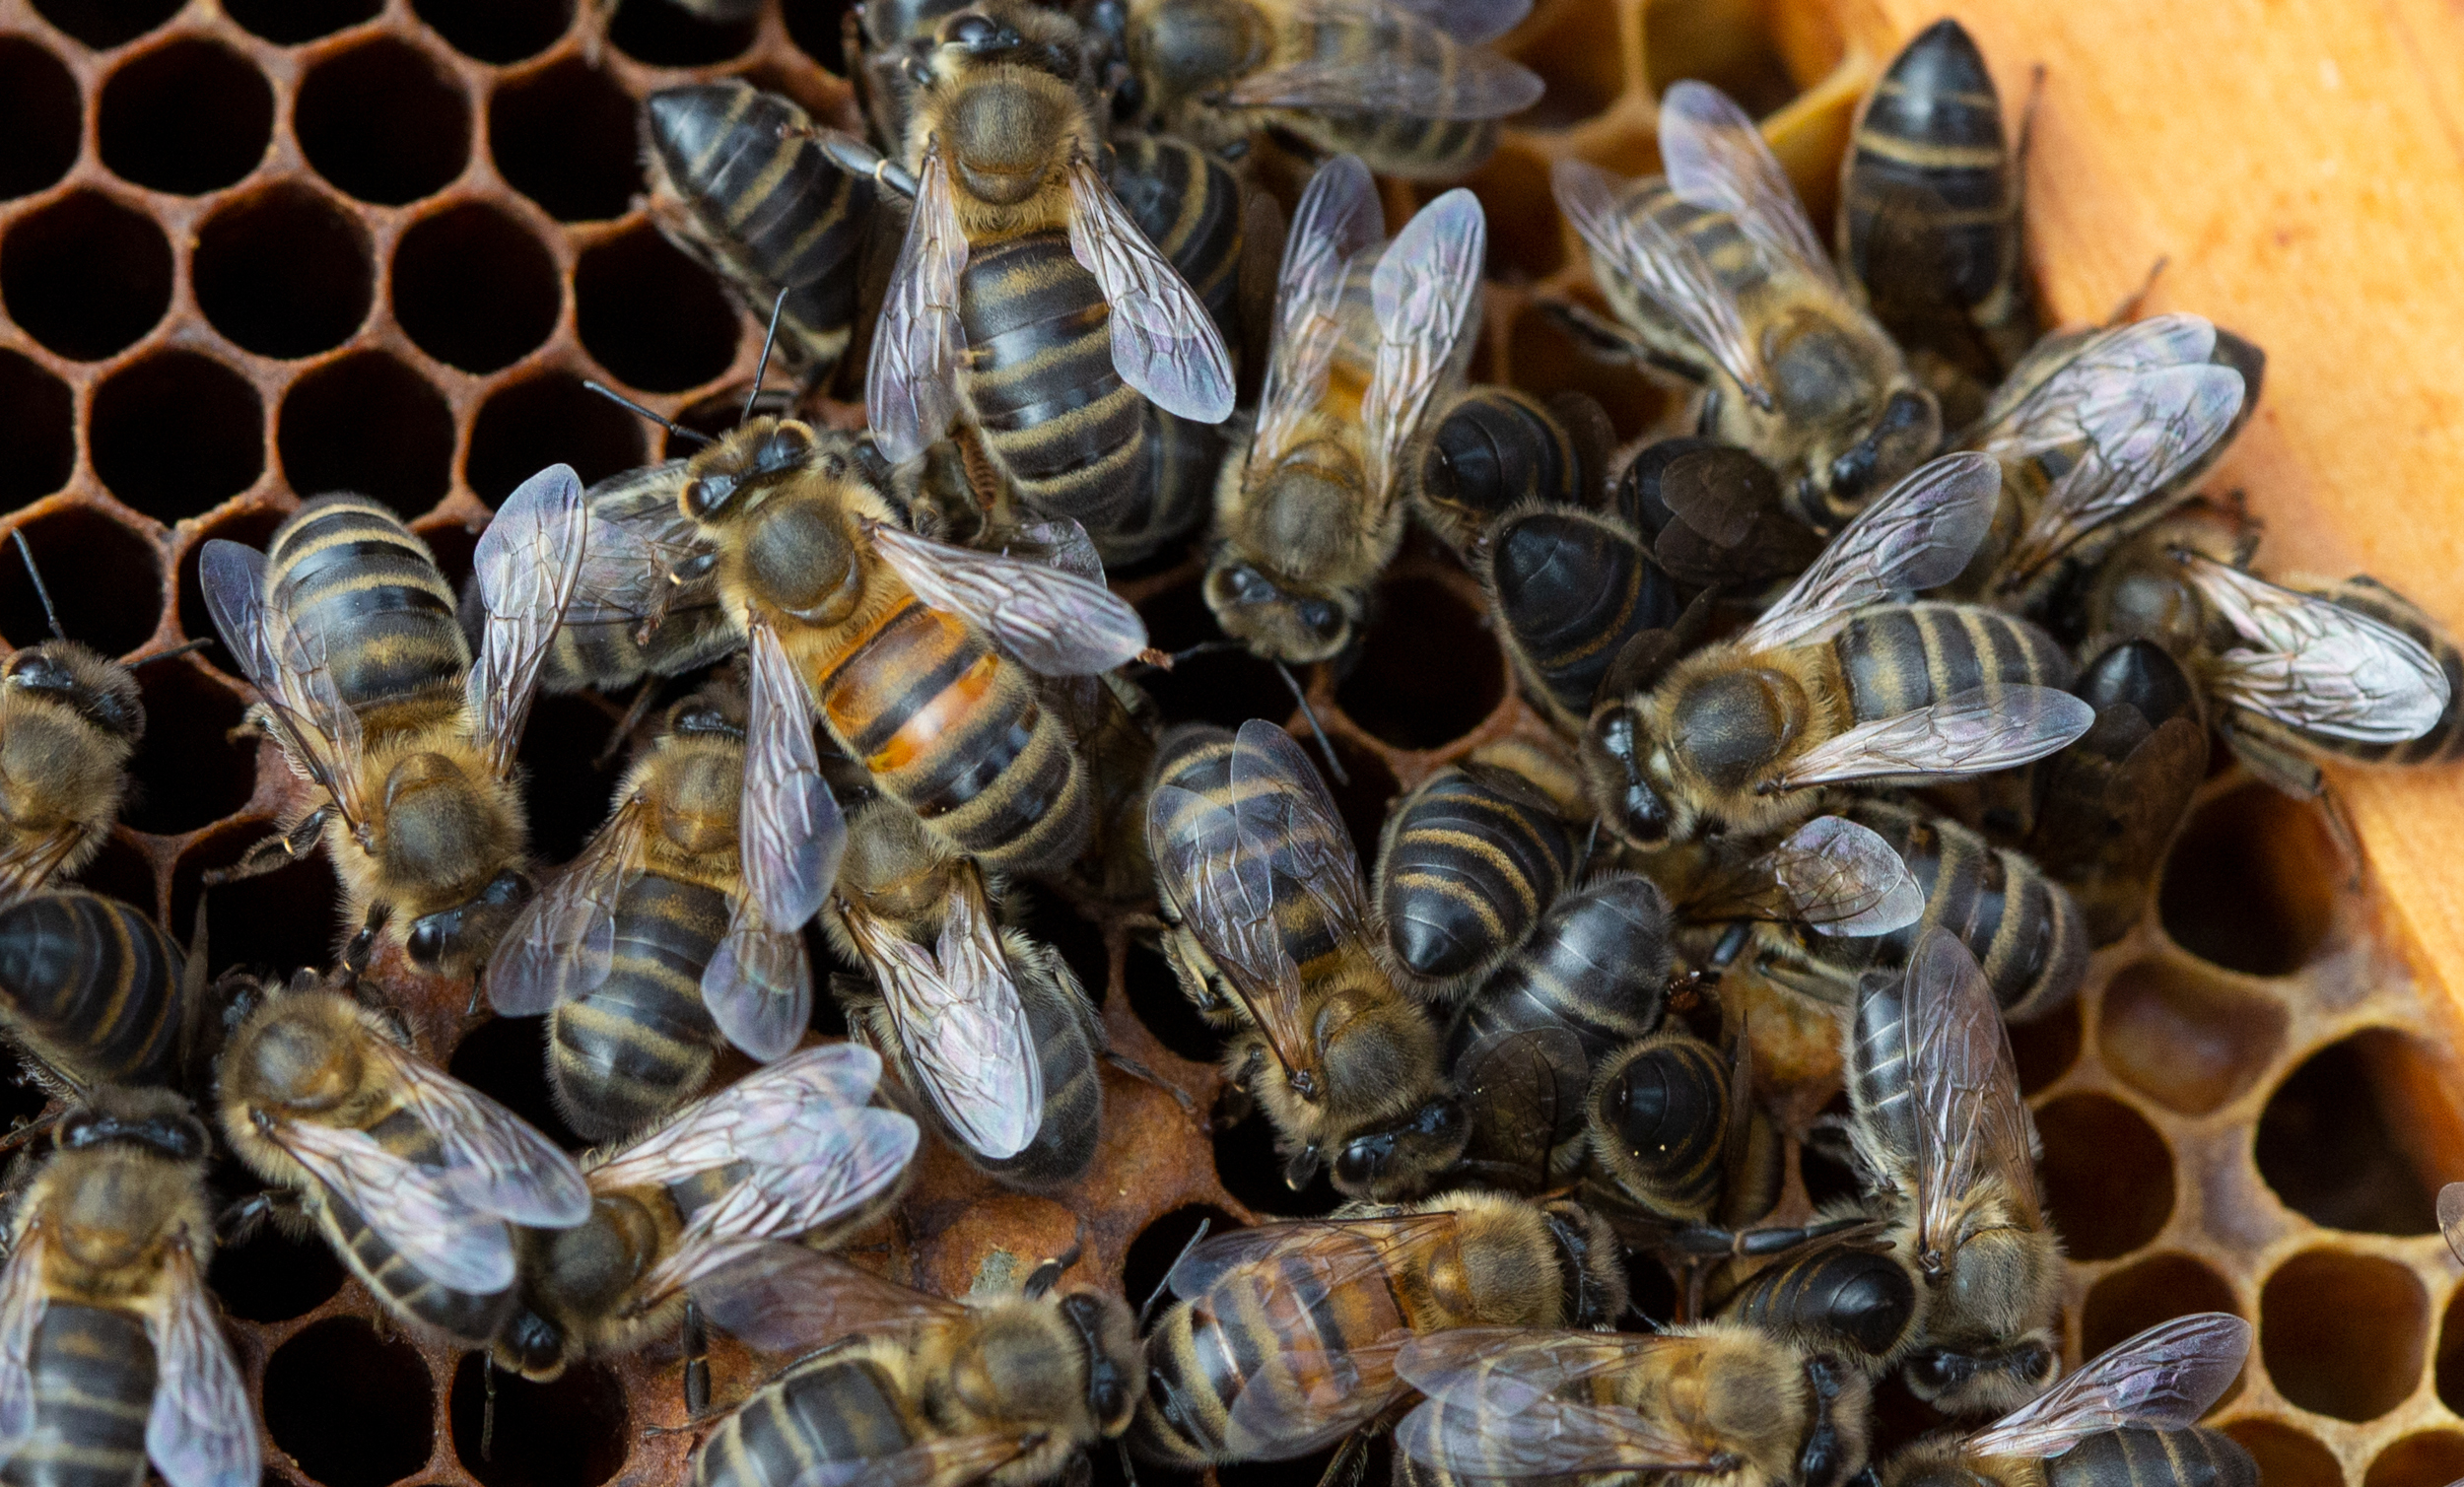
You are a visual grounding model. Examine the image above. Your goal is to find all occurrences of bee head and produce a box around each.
[1329,1091,1468,1200]
[1793,1353,1871,1487]
[1580,702,1677,846]
[55,1088,208,1164]
[1129,0,1269,103]
[683,419,816,524]
[4,641,144,744]
[1056,1290,1140,1437]
[1813,387,1939,518]
[1201,560,1353,665]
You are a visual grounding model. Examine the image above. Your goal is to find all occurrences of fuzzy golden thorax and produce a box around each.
[907,3,1101,231]
[1581,639,1846,849]
[1895,1182,2063,1417]
[922,1288,1141,1486]
[830,800,967,943]
[216,987,403,1187]
[1381,1190,1569,1331]
[501,1186,673,1380]
[1236,958,1466,1200]
[1125,0,1270,120]
[15,1088,212,1311]
[0,642,142,878]
[1646,1321,1874,1487]
[687,423,895,634]
[626,728,746,882]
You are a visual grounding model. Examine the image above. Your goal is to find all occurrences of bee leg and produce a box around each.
[1100,1048,1196,1114]
[2103,254,2170,328]
[202,807,333,886]
[480,1355,497,1462]
[2217,716,2326,801]
[1022,1222,1089,1298]
[213,1188,296,1246]
[595,679,665,769]
[682,1299,711,1419]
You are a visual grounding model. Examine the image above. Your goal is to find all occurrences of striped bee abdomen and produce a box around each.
[1111,133,1242,341]
[1723,1243,1917,1362]
[820,599,1088,875]
[1830,602,2073,722]
[959,944,1101,1191]
[1377,765,1576,990]
[1417,388,1587,552]
[1585,1032,1729,1221]
[549,873,731,1143]
[1,1306,154,1487]
[1453,877,1670,1064]
[1488,507,1679,724]
[321,1184,515,1343]
[959,233,1150,532]
[265,496,467,729]
[1838,801,2087,1021]
[2046,1429,2259,1487]
[695,1352,919,1487]
[1283,16,1496,179]
[0,891,184,1090]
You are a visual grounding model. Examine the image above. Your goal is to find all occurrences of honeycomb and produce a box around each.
[0,0,2457,1485]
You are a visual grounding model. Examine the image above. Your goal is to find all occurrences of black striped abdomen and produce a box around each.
[1112,133,1242,339]
[0,1307,153,1487]
[1846,958,1917,1169]
[1723,1243,1916,1362]
[1586,1033,1728,1220]
[960,233,1149,530]
[1842,19,2012,311]
[2288,576,2464,766]
[1417,388,1585,552]
[821,600,1086,874]
[549,873,730,1142]
[266,497,467,725]
[1454,878,1668,1065]
[967,948,1100,1191]
[1279,18,1494,177]
[0,891,182,1088]
[2046,1429,2258,1487]
[1840,802,2086,1021]
[1488,508,1678,723]
[1832,603,2072,722]
[695,1352,918,1487]
[319,1109,515,1341]
[1378,766,1574,988]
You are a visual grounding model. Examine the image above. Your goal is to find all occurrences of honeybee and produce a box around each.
[1206,154,1487,664]
[488,693,814,1141]
[1700,798,2088,1022]
[1718,1235,1920,1374]
[1130,1190,1629,1469]
[1112,0,1541,178]
[1578,451,2092,852]
[1482,498,1682,731]
[1955,314,2248,614]
[824,799,1106,1189]
[1844,929,2062,1414]
[2012,640,2207,946]
[1838,19,2038,424]
[0,1088,256,1487]
[1373,759,1579,1003]
[0,891,205,1098]
[199,466,588,979]
[689,1240,1140,1487]
[494,1044,919,1396]
[642,81,879,388]
[532,461,745,698]
[1412,387,1614,556]
[568,419,1150,910]
[0,535,153,905]
[854,0,1236,536]
[1617,436,1819,594]
[216,976,593,1345]
[2088,540,2453,800]
[1391,1318,1875,1487]
[1879,1313,2255,1487]
[1553,83,1940,535]
[1146,718,1465,1197]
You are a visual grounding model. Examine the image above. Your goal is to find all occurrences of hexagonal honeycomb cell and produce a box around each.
[0,1,2459,1486]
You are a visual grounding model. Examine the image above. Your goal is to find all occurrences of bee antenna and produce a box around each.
[1166,639,1245,664]
[582,380,712,446]
[1273,661,1349,786]
[742,286,790,427]
[9,530,64,641]
[130,637,215,670]
[1138,1216,1210,1328]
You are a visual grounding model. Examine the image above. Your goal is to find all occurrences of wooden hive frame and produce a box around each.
[0,0,2458,1485]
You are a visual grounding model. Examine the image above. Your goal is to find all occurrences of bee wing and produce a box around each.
[701,894,814,1062]
[1256,155,1381,469]
[1974,315,2241,580]
[2443,1183,2464,1266]
[866,143,969,464]
[763,1436,1029,1487]
[694,1242,966,1355]
[468,463,589,777]
[1393,1329,1727,1479]
[198,538,373,830]
[865,522,1147,676]
[0,1225,49,1451]
[1385,0,1530,43]
[1065,152,1237,424]
[1228,719,1370,940]
[1766,685,2095,793]
[1223,5,1542,118]
[2181,554,2452,742]
[1658,80,1839,291]
[653,1107,918,1296]
[378,1044,593,1225]
[1551,159,1765,404]
[560,463,706,623]
[741,615,844,931]
[1739,452,2002,653]
[1363,189,1486,505]
[1163,1210,1461,1300]
[1968,1313,2252,1460]
[143,1247,259,1487]
[1761,815,1926,936]
[0,831,88,906]
[593,1044,889,1182]
[844,877,1044,1161]
[1905,928,2041,1265]
[1146,783,1320,1092]
[274,1119,523,1293]
[485,795,652,1017]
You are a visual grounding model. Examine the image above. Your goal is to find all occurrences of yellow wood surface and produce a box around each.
[1826,0,2464,1017]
